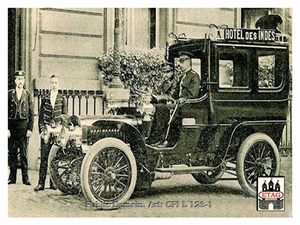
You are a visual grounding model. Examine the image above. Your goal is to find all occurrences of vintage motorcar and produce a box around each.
[49,21,290,209]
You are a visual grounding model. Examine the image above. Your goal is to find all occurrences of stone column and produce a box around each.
[109,8,124,88]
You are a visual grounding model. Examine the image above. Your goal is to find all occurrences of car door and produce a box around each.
[209,42,255,124]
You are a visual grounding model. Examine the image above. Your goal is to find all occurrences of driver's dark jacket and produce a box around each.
[147,68,201,144]
[179,68,201,99]
[152,78,179,104]
[38,92,67,134]
[161,79,179,98]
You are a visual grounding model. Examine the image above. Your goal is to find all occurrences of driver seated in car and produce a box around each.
[146,62,179,146]
[151,62,179,105]
[147,52,200,147]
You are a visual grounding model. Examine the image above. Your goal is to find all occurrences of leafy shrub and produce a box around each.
[97,48,166,98]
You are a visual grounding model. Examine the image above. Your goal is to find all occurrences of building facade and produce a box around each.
[8,8,292,89]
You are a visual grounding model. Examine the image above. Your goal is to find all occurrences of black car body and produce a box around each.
[49,26,290,209]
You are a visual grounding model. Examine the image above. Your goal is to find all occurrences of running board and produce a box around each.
[155,166,214,175]
[219,178,237,181]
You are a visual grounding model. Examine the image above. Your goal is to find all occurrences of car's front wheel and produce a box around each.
[80,138,137,210]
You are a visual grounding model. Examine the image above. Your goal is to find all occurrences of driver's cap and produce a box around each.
[178,51,194,61]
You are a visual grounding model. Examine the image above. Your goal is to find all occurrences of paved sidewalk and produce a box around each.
[7,157,293,218]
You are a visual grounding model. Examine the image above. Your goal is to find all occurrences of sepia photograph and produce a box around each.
[4,1,298,221]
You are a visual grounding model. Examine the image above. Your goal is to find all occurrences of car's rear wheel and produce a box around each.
[49,145,84,194]
[236,133,281,197]
[80,138,137,210]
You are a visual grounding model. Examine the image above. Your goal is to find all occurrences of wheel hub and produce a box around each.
[104,167,117,183]
[255,157,271,173]
[255,158,265,173]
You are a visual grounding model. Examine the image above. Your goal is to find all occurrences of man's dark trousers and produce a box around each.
[148,103,180,144]
[38,138,54,187]
[8,119,29,183]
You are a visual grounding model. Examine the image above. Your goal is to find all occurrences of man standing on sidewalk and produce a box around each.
[34,74,67,191]
[8,70,34,185]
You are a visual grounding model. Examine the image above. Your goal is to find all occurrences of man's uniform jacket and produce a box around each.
[38,92,68,134]
[179,68,201,99]
[8,89,34,131]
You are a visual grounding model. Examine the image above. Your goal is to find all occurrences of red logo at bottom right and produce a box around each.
[257,176,285,211]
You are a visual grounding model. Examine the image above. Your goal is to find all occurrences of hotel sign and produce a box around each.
[224,28,276,42]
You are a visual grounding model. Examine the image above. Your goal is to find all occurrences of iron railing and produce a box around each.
[33,89,105,116]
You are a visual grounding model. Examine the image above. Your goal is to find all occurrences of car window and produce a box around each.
[257,50,284,89]
[219,60,234,87]
[219,51,250,88]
